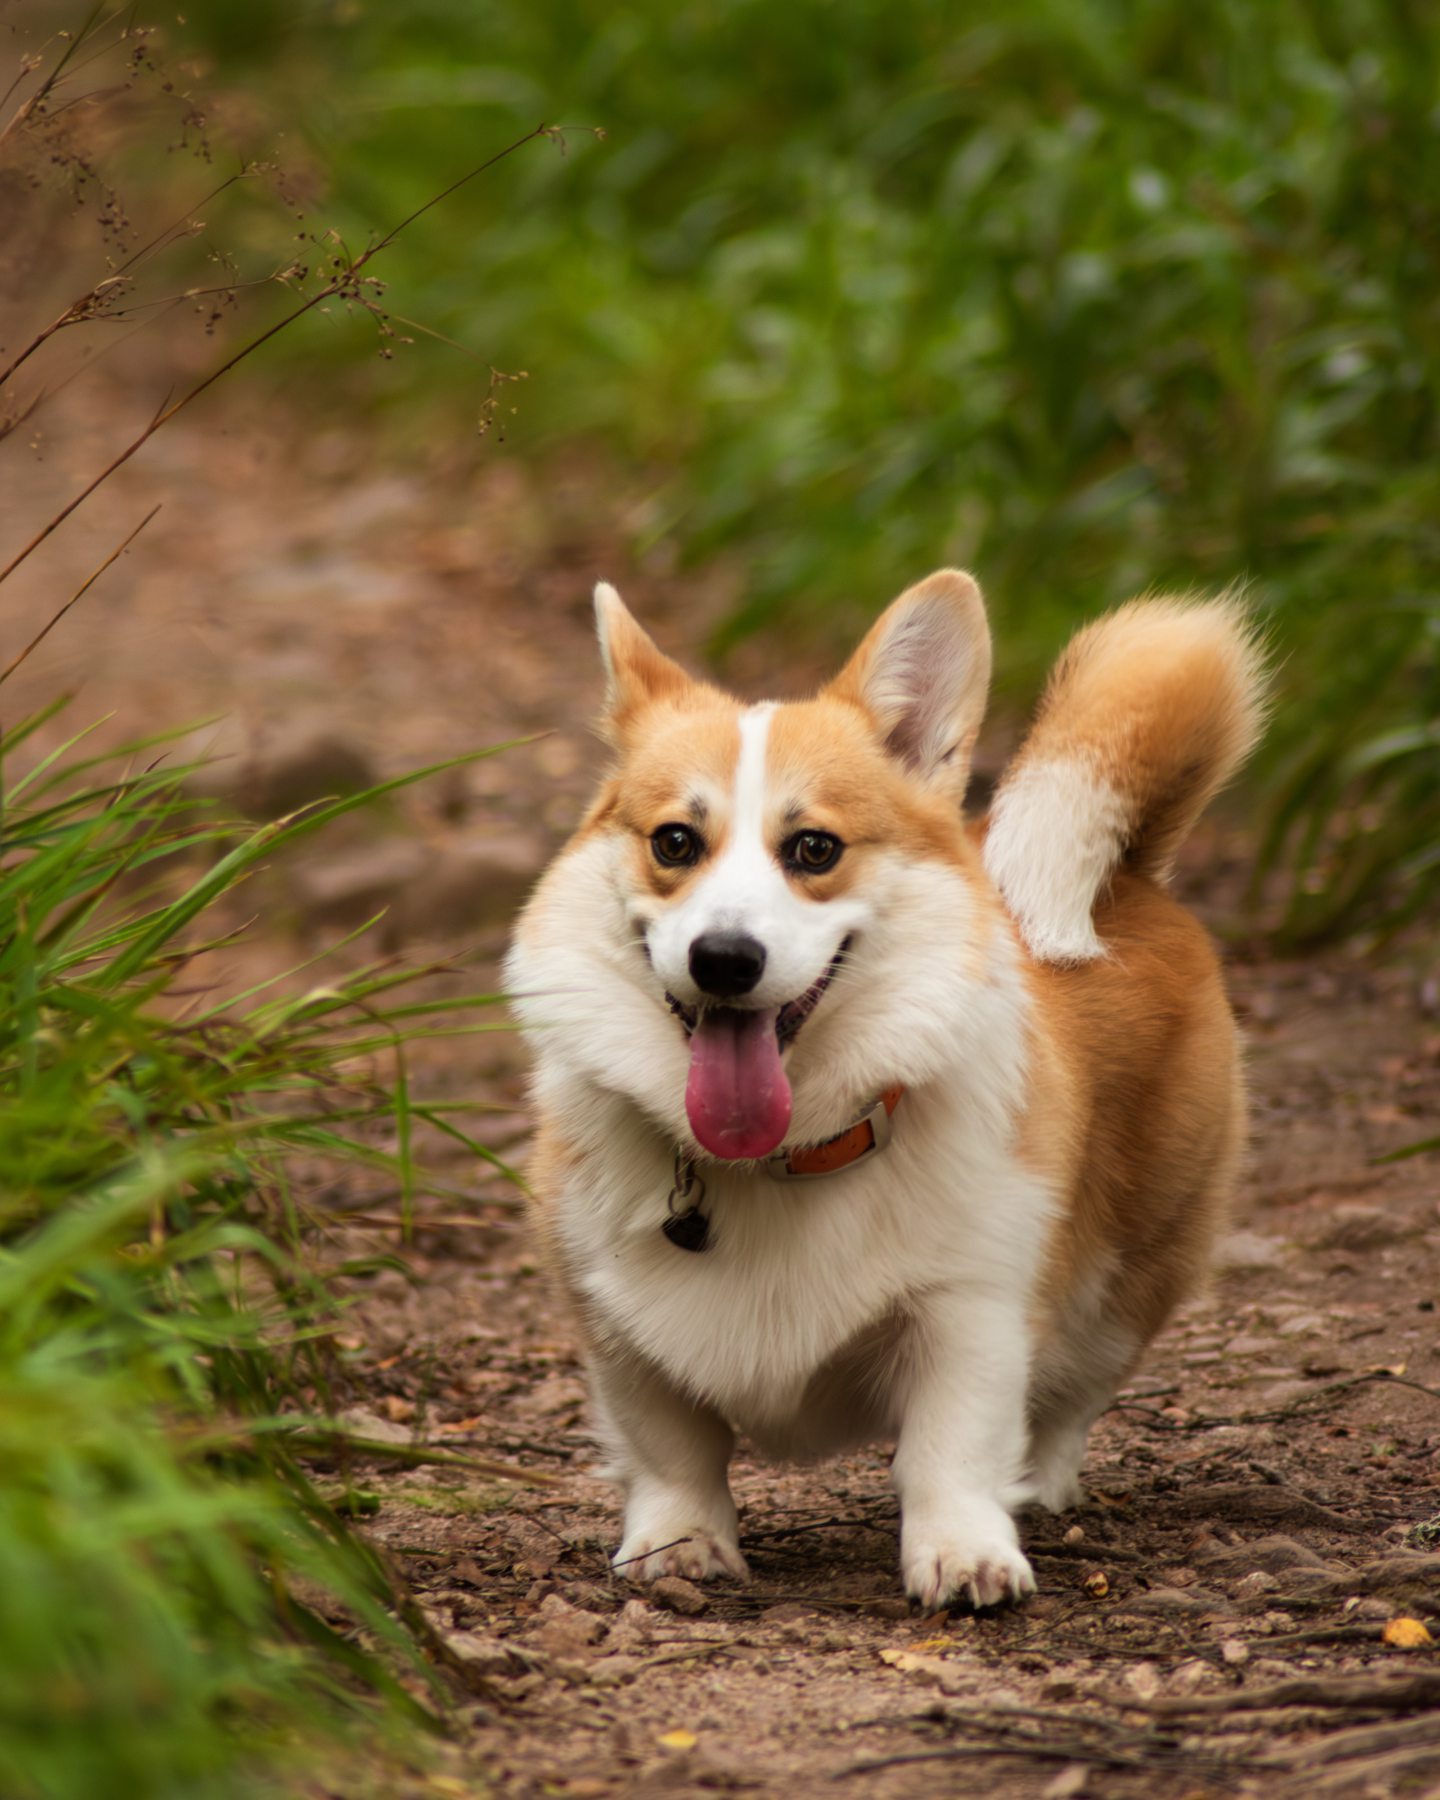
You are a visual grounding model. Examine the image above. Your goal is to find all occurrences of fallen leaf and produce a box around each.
[656,1729,698,1751]
[1383,1617,1434,1649]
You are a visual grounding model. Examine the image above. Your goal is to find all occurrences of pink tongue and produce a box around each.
[685,1007,792,1161]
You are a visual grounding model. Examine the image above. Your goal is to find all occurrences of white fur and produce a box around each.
[982,758,1130,963]
[509,749,1061,1604]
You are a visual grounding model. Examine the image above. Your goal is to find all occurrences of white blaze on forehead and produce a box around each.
[697,703,777,928]
[732,704,775,846]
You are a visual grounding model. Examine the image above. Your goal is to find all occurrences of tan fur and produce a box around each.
[1007,594,1266,879]
[1017,867,1245,1351]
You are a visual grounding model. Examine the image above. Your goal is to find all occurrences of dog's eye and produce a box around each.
[651,823,703,868]
[784,831,843,874]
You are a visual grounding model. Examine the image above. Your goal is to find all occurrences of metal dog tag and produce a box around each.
[662,1207,710,1253]
[662,1150,710,1253]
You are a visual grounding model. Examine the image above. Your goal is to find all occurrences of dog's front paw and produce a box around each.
[901,1501,1035,1611]
[614,1525,748,1584]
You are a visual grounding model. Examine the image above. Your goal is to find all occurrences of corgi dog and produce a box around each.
[507,571,1264,1609]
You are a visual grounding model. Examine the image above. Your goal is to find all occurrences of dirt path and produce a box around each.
[8,389,1440,1799]
[338,936,1440,1800]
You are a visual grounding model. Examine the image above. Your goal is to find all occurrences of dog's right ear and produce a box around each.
[593,582,692,742]
[826,569,992,801]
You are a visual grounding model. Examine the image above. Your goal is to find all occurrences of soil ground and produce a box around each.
[8,386,1440,1800]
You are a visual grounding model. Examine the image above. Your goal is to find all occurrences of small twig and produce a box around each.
[639,1641,741,1671]
[834,1739,1251,1785]
[1145,1670,1440,1717]
[610,1535,694,1571]
[1114,1370,1440,1435]
[1271,1714,1440,1770]
[1,505,159,684]
[288,1426,562,1487]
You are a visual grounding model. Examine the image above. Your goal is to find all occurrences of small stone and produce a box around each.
[605,1597,659,1651]
[1043,1765,1090,1800]
[1215,1230,1286,1272]
[1220,1638,1251,1666]
[1063,1524,1085,1546]
[531,1592,607,1655]
[651,1576,709,1616]
[334,1404,410,1445]
[1275,1313,1326,1338]
[1169,1658,1213,1694]
[1124,1662,1161,1701]
[1234,1570,1282,1601]
[444,1633,541,1677]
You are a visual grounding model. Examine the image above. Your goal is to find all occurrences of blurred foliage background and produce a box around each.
[169,0,1439,946]
[0,6,1435,1791]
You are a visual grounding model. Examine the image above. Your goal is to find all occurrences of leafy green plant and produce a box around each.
[0,710,518,1799]
[170,0,1438,941]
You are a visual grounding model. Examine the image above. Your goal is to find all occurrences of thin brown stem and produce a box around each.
[0,122,557,602]
[1,505,159,684]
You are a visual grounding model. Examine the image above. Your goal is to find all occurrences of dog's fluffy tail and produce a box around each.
[983,595,1267,963]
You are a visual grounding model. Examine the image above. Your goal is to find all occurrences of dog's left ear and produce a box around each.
[827,569,992,799]
[593,582,693,743]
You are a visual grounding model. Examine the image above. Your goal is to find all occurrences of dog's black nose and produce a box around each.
[689,931,766,1000]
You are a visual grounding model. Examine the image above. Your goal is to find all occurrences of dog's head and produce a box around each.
[514,571,1015,1163]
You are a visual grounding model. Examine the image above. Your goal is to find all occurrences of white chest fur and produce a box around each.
[556,1084,1054,1448]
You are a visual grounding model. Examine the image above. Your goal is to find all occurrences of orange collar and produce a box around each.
[663,1087,905,1251]
[765,1085,904,1180]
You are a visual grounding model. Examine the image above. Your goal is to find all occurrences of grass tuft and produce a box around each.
[0,712,517,1798]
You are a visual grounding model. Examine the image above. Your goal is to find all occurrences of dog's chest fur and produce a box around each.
[550,1083,1055,1450]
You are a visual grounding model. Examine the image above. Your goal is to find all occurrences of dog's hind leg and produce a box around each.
[1022,1321,1141,1512]
[1023,1391,1110,1513]
[590,1342,748,1585]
